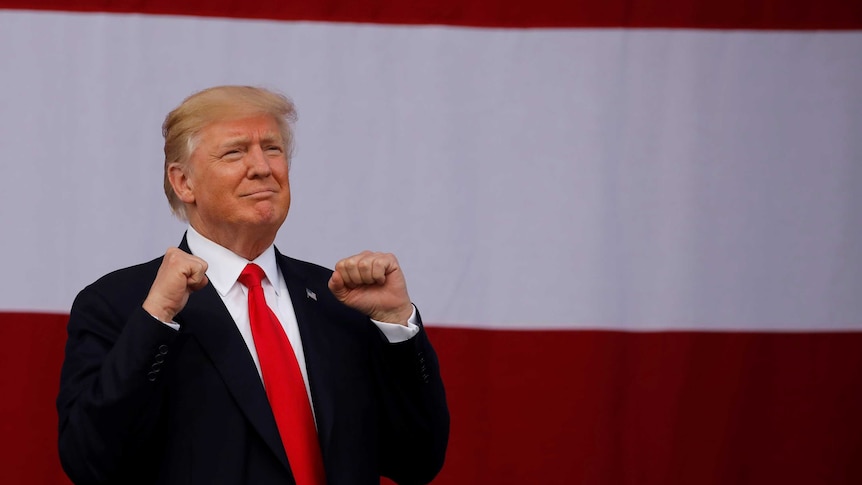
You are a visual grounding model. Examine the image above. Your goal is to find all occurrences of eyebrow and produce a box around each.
[218,132,283,148]
[259,133,283,145]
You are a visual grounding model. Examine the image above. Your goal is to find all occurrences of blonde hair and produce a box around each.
[162,86,298,220]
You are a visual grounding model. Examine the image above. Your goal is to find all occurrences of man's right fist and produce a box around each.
[142,247,209,322]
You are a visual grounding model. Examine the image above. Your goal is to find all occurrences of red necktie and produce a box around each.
[238,263,326,485]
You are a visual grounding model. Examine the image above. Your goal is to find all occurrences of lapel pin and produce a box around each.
[306,288,317,301]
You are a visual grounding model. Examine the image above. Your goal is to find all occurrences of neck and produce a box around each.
[188,220,277,261]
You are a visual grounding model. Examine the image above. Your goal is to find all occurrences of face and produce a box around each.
[170,115,291,249]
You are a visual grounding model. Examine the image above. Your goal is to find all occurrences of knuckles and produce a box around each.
[158,248,208,286]
[334,251,400,287]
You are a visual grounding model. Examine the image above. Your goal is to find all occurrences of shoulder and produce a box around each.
[90,256,164,291]
[73,256,164,314]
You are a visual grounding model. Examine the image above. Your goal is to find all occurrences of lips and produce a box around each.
[241,188,278,198]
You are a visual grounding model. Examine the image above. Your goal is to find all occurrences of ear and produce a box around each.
[168,163,196,204]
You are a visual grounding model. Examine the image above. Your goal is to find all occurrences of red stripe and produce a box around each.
[4,313,862,484]
[0,313,71,485]
[429,327,862,484]
[1,0,860,29]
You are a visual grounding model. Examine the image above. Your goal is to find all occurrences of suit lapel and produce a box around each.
[276,252,337,457]
[175,236,292,473]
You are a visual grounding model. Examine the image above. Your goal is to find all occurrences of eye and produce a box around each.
[265,145,284,153]
[221,149,243,159]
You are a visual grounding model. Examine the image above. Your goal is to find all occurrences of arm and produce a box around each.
[374,311,449,484]
[58,280,178,484]
[57,249,208,484]
[329,251,450,484]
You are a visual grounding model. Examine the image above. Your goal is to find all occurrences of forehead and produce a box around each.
[198,115,283,144]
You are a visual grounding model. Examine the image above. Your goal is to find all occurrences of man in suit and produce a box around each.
[57,86,449,485]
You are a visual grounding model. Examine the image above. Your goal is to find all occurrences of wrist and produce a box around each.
[370,304,413,326]
[142,299,175,323]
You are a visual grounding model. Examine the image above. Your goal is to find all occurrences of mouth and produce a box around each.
[241,189,278,198]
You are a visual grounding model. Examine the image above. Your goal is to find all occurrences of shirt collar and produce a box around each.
[185,225,281,297]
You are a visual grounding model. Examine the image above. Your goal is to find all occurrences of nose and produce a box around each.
[245,145,272,178]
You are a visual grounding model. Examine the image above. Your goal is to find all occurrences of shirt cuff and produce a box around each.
[146,310,180,331]
[371,305,420,343]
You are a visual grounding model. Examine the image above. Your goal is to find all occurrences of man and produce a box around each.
[57,86,449,485]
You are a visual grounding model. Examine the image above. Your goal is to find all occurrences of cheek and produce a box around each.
[205,168,244,191]
[281,180,291,206]
[280,176,291,212]
[275,164,291,190]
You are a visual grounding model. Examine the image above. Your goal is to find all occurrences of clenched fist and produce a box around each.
[328,251,413,326]
[142,247,209,322]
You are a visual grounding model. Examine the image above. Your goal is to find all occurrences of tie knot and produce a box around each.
[238,263,266,289]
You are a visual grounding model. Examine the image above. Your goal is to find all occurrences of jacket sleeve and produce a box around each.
[57,281,179,485]
[375,311,450,485]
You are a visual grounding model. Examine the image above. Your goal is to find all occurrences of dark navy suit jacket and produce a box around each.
[57,238,449,485]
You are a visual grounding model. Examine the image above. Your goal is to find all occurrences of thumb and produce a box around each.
[189,274,210,291]
[328,271,346,296]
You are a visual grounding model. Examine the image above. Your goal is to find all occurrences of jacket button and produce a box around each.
[158,344,169,355]
[147,371,158,382]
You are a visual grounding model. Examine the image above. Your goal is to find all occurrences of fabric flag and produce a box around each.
[1,0,861,483]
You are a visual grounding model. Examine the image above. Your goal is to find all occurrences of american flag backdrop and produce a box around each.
[1,1,861,484]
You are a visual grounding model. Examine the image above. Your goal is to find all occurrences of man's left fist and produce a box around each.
[328,251,413,326]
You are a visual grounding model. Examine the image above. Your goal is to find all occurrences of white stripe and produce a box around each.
[1,11,860,330]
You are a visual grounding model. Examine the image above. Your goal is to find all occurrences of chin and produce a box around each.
[248,199,287,218]
[249,208,288,227]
